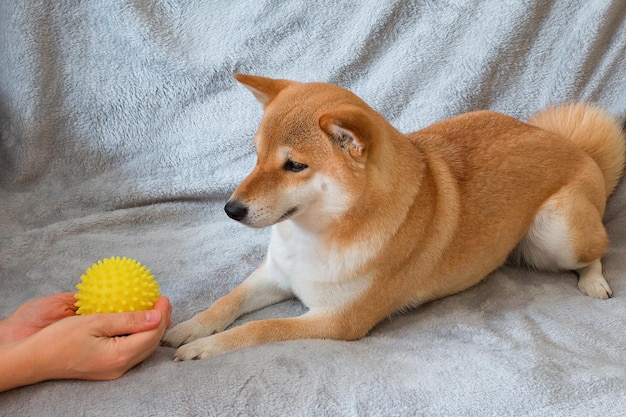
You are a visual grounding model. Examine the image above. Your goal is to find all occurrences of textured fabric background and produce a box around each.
[1,1,625,416]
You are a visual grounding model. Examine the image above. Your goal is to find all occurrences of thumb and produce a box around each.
[95,310,162,337]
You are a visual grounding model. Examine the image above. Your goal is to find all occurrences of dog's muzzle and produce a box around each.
[224,200,248,222]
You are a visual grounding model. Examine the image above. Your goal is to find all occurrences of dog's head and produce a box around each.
[225,74,390,229]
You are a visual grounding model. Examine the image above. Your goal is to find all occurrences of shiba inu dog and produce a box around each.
[163,74,625,360]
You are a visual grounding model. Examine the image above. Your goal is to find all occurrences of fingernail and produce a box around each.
[145,310,161,322]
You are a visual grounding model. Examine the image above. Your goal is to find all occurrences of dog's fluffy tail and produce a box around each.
[528,103,626,198]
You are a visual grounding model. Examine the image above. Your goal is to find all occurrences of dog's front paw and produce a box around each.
[162,319,212,348]
[173,336,222,361]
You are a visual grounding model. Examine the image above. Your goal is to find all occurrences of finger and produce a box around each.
[153,297,173,327]
[55,293,79,312]
[110,312,171,367]
[92,310,162,338]
[112,327,164,370]
[50,292,77,301]
[154,297,171,312]
[58,291,78,297]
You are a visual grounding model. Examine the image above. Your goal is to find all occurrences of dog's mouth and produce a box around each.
[278,207,298,221]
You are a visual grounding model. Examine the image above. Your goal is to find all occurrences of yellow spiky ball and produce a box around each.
[74,256,160,315]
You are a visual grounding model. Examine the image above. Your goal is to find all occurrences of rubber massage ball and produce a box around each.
[74,256,160,315]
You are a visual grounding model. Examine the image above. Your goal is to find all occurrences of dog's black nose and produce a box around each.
[224,200,249,221]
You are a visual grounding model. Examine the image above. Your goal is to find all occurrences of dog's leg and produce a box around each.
[163,265,293,348]
[576,259,612,299]
[171,308,371,361]
[171,278,400,360]
[561,192,611,299]
[513,184,611,299]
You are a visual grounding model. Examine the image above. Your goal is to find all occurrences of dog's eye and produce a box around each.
[284,160,308,173]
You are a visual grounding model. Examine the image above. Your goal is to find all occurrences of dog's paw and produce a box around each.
[162,319,212,348]
[172,337,222,361]
[578,275,612,300]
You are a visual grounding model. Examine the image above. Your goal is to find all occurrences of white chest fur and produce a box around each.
[265,222,374,311]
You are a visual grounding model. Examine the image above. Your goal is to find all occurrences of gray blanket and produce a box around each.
[1,1,626,416]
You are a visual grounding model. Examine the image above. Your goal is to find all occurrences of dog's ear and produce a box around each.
[319,106,373,164]
[234,74,292,108]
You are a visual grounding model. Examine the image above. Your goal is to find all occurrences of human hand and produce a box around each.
[0,292,78,345]
[0,296,172,391]
[33,296,172,381]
